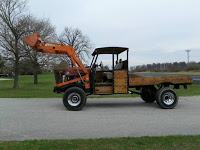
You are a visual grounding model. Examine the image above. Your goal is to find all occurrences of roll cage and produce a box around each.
[90,47,129,94]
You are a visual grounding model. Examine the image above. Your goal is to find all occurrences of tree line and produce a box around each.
[0,0,92,88]
[131,61,200,72]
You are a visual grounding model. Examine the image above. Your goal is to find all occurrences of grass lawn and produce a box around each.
[0,72,199,98]
[0,73,61,98]
[0,135,200,150]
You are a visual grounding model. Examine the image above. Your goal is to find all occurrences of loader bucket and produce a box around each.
[22,32,42,48]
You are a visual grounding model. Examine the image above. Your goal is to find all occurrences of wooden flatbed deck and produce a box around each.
[129,75,193,87]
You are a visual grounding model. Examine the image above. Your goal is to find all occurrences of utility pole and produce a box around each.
[185,49,191,64]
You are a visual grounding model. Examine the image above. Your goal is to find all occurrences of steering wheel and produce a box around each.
[94,61,103,68]
[99,61,103,68]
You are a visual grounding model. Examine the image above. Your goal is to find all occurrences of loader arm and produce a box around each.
[22,32,90,89]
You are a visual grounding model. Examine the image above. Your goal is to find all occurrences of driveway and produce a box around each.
[0,97,200,141]
[0,78,12,81]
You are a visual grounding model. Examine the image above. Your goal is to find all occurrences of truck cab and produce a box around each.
[90,47,129,95]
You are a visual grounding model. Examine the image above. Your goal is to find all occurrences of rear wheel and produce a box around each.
[140,86,157,103]
[156,87,178,109]
[63,87,87,111]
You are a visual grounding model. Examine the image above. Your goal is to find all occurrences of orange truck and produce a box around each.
[23,33,193,111]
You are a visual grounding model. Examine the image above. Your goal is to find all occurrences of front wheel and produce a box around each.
[156,87,178,109]
[63,87,87,111]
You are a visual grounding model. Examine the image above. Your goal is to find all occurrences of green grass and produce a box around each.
[0,73,199,98]
[0,135,200,150]
[0,73,61,98]
[176,84,200,97]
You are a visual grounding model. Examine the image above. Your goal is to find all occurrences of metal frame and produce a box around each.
[112,48,115,93]
[90,54,99,94]
[91,48,129,94]
[127,49,129,92]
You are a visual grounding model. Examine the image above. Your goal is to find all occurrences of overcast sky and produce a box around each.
[28,0,200,66]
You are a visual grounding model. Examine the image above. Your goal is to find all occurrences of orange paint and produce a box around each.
[22,33,90,89]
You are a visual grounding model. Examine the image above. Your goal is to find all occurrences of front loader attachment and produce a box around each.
[22,32,90,90]
[22,32,43,48]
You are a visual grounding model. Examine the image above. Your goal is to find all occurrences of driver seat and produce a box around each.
[104,72,113,79]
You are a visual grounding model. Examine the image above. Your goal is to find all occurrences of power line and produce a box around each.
[185,49,191,64]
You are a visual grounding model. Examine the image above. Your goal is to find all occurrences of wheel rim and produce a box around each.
[68,92,81,107]
[162,92,175,105]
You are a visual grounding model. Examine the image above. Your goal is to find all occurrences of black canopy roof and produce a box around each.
[92,47,128,56]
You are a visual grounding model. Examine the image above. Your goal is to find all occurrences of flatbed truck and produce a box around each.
[22,33,193,110]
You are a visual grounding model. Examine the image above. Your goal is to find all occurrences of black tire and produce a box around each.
[63,87,87,111]
[140,86,157,103]
[156,87,178,109]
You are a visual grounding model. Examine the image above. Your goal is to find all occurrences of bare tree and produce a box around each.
[0,0,28,88]
[58,27,92,64]
[22,17,56,84]
[0,54,5,72]
[130,66,136,72]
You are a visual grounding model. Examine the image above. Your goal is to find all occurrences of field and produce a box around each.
[0,73,199,98]
[0,135,200,150]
